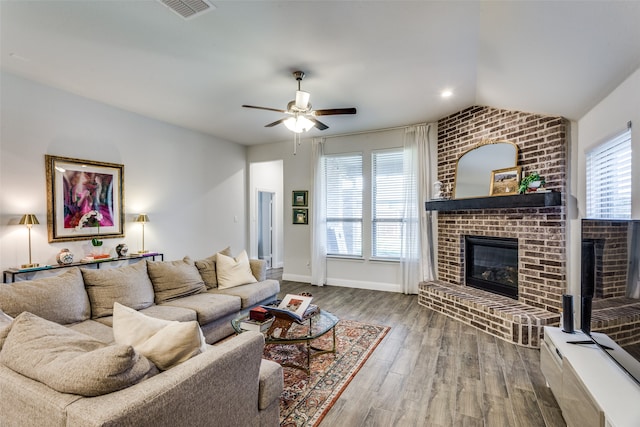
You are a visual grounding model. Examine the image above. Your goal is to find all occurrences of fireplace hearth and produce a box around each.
[465,235,518,299]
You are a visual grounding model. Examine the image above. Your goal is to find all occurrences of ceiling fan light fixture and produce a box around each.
[284,115,314,133]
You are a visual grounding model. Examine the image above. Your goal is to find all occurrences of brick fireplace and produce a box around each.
[418,106,567,347]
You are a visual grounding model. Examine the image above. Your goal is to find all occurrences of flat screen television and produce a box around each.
[579,219,640,388]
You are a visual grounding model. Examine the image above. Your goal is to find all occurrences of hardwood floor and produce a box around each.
[269,269,566,427]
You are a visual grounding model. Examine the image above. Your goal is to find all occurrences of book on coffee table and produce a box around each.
[261,294,317,323]
[239,316,275,332]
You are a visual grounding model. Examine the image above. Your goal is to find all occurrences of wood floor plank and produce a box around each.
[273,273,565,427]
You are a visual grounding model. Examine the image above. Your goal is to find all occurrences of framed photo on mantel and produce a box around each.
[489,166,521,196]
[45,155,125,242]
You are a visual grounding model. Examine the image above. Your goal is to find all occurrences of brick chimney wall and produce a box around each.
[436,106,568,312]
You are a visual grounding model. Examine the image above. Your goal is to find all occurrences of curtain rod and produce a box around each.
[311,121,430,141]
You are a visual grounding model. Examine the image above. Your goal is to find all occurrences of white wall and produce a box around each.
[0,72,248,271]
[568,66,640,297]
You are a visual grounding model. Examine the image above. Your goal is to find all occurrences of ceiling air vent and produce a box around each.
[159,0,215,20]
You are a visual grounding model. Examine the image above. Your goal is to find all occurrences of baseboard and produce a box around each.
[281,273,401,293]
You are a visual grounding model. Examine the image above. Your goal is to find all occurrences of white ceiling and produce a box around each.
[2,0,640,146]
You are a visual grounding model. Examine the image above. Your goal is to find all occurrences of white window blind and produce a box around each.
[325,154,363,257]
[372,149,404,259]
[586,129,632,219]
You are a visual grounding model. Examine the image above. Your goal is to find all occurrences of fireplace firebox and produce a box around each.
[465,236,518,299]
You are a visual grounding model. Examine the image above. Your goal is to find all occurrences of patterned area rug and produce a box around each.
[263,319,390,427]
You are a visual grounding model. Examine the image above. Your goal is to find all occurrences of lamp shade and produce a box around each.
[134,214,149,223]
[19,214,39,226]
[284,115,314,133]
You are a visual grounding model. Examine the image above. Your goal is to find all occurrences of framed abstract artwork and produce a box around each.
[45,155,124,242]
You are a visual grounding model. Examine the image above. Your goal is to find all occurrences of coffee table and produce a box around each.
[232,309,339,373]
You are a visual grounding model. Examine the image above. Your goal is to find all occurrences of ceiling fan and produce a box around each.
[242,71,357,133]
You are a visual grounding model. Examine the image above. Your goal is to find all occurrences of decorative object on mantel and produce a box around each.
[433,181,443,199]
[135,214,150,253]
[56,248,74,265]
[518,172,546,194]
[19,214,40,268]
[489,166,522,196]
[45,155,124,243]
[115,243,129,257]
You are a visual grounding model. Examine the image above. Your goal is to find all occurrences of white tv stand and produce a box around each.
[541,327,640,427]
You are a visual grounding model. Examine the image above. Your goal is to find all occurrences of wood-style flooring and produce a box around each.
[269,269,566,427]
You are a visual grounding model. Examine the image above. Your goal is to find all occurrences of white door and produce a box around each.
[258,191,274,268]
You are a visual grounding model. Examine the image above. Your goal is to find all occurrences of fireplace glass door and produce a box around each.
[465,236,518,299]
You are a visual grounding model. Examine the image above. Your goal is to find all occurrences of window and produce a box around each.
[372,149,404,258]
[586,129,632,219]
[325,154,363,257]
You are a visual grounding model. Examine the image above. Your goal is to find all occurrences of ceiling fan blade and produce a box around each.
[264,118,287,128]
[314,107,357,116]
[308,117,329,131]
[242,105,286,114]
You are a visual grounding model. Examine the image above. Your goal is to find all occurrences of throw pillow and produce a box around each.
[82,261,155,318]
[146,256,207,304]
[216,250,258,290]
[0,312,156,397]
[112,302,207,371]
[195,246,232,289]
[0,267,90,324]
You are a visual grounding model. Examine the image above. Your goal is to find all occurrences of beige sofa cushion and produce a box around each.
[82,261,155,318]
[195,246,232,289]
[0,268,90,324]
[216,250,258,290]
[0,310,13,350]
[113,302,206,371]
[147,257,207,304]
[0,312,156,397]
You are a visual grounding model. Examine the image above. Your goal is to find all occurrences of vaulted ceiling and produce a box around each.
[2,1,640,145]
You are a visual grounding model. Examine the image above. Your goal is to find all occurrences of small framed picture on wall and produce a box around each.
[489,166,522,196]
[292,190,308,207]
[293,208,308,225]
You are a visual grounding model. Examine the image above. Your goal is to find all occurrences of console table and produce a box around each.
[541,326,640,427]
[3,252,164,283]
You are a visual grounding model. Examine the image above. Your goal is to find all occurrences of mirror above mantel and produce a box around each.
[453,139,519,199]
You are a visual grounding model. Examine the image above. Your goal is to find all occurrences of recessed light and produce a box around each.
[441,90,453,98]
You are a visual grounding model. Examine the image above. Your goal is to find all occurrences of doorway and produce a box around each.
[258,191,274,268]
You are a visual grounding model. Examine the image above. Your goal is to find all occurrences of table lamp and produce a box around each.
[19,214,39,268]
[135,214,149,253]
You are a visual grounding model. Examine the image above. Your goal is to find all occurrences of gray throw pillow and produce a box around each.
[0,312,156,397]
[0,310,13,350]
[0,268,90,324]
[82,261,155,318]
[147,257,207,304]
[195,246,232,289]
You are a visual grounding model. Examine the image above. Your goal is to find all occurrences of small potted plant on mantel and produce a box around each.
[518,172,546,194]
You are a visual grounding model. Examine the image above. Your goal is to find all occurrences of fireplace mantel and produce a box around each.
[425,191,561,212]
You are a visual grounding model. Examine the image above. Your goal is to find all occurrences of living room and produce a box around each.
[1,1,640,426]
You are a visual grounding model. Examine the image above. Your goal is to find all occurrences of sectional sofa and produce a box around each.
[0,252,283,427]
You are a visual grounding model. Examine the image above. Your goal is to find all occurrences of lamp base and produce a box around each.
[21,263,39,269]
[138,250,149,254]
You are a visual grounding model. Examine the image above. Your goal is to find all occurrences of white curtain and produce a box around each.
[627,222,640,298]
[310,138,327,286]
[400,124,436,294]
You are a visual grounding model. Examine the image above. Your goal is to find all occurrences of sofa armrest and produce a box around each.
[65,332,273,427]
[259,359,283,410]
[250,258,267,282]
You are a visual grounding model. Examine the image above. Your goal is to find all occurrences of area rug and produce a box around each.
[263,319,390,427]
